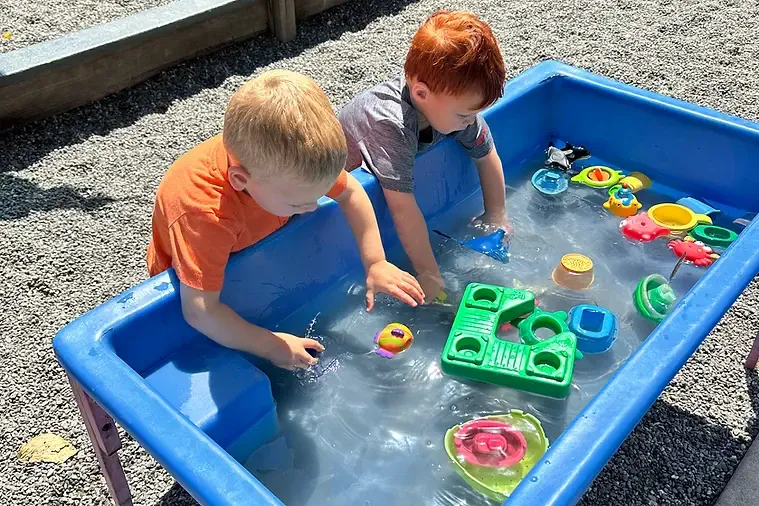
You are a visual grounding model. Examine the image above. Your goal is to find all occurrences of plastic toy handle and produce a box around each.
[473,433,507,455]
[433,229,463,245]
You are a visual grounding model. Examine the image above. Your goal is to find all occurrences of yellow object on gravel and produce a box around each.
[18,433,78,464]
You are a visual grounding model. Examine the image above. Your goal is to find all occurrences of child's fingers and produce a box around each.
[296,350,317,367]
[398,280,425,304]
[386,285,419,307]
[365,286,375,312]
[402,272,424,294]
[302,338,325,352]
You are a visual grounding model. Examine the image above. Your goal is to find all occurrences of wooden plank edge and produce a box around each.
[0,0,268,129]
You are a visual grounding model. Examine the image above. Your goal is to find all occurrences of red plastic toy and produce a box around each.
[667,237,720,267]
[619,212,670,242]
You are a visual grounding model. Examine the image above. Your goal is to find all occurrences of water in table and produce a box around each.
[243,156,737,506]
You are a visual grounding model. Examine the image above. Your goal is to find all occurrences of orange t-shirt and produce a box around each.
[147,134,348,291]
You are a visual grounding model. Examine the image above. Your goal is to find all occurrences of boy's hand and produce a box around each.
[365,260,425,311]
[267,332,325,370]
[475,211,513,239]
[179,283,323,370]
[473,149,510,239]
[417,271,446,304]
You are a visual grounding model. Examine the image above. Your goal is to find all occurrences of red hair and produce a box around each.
[404,11,505,109]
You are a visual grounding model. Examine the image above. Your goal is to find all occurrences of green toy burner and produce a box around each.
[440,283,582,399]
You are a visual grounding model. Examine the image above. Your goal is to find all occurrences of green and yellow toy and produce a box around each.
[603,184,642,218]
[570,166,625,188]
[444,411,549,502]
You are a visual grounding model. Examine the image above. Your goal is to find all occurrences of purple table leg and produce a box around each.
[745,330,759,369]
[68,374,133,506]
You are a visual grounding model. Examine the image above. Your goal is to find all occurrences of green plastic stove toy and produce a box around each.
[440,283,582,399]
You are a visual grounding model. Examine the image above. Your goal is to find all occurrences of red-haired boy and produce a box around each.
[339,10,509,301]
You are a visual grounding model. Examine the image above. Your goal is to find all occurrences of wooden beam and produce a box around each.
[267,0,297,42]
[68,374,133,506]
[0,0,268,129]
[0,0,359,128]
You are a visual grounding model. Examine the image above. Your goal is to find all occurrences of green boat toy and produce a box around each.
[444,411,549,502]
[633,274,677,323]
[570,166,625,188]
[688,224,738,252]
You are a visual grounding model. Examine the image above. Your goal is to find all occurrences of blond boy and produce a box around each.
[148,70,424,370]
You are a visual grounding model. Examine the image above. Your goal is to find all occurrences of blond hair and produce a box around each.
[223,69,347,184]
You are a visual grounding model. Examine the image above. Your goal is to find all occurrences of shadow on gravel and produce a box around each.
[0,173,115,220]
[579,395,757,506]
[0,0,421,174]
[155,483,199,506]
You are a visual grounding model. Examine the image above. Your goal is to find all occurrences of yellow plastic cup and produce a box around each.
[648,203,712,236]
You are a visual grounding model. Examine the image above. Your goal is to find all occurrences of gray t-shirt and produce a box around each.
[338,76,494,193]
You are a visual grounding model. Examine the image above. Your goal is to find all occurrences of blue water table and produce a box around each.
[567,305,618,354]
[50,61,759,506]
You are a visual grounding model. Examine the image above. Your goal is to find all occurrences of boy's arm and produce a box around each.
[454,115,511,232]
[473,148,511,231]
[167,212,321,369]
[382,189,444,303]
[332,173,425,310]
[341,119,443,302]
[179,282,323,370]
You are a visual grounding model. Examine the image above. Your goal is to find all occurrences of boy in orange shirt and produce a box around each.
[148,70,424,371]
[339,11,509,301]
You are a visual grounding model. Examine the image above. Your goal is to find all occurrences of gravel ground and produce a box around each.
[0,0,174,53]
[1,0,759,505]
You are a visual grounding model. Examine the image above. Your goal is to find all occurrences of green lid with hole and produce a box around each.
[441,283,580,399]
[688,224,738,251]
[516,308,583,360]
